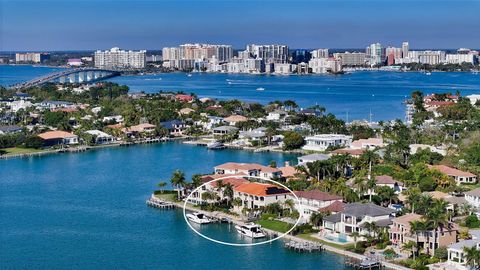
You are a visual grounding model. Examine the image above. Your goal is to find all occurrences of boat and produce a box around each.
[207,141,224,150]
[425,72,432,75]
[186,212,211,224]
[235,223,266,239]
[187,73,192,77]
[256,87,265,91]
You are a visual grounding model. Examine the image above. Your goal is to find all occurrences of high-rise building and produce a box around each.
[291,49,312,64]
[310,49,329,59]
[385,47,402,65]
[94,47,146,69]
[366,43,384,66]
[402,42,409,58]
[308,58,342,74]
[15,52,50,63]
[246,44,289,64]
[333,52,366,66]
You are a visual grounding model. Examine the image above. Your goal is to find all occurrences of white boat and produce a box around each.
[207,141,224,149]
[256,87,265,91]
[235,223,266,239]
[186,212,211,224]
[425,72,432,75]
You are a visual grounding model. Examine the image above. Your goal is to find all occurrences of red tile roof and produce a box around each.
[38,131,77,140]
[215,162,281,174]
[294,190,342,201]
[278,166,297,178]
[209,178,248,188]
[318,201,346,213]
[430,165,476,177]
[234,182,289,196]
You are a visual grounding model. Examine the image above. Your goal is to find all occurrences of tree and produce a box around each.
[464,246,480,269]
[402,241,418,259]
[282,131,304,150]
[309,212,326,228]
[24,135,44,149]
[375,186,398,207]
[223,183,234,203]
[170,170,186,199]
[191,174,203,188]
[350,231,361,249]
[157,181,167,193]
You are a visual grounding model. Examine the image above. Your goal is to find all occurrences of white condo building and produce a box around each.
[302,134,353,151]
[333,52,366,66]
[94,47,146,69]
[246,44,289,64]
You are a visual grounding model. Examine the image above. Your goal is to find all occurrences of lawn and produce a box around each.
[256,219,294,233]
[2,147,45,155]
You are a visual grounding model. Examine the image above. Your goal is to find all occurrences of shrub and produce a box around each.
[434,247,448,260]
[465,215,480,228]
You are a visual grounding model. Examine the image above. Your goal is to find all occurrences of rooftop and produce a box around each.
[215,162,281,174]
[430,165,476,178]
[342,203,395,218]
[38,130,77,140]
[294,190,342,201]
[234,182,289,196]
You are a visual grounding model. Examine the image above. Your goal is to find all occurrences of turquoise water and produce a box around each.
[1,65,479,121]
[1,143,351,269]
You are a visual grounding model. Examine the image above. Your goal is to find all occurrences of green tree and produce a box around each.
[170,170,186,199]
[24,135,44,149]
[157,181,167,194]
[282,131,304,150]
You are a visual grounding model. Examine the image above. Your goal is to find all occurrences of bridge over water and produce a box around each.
[11,68,121,89]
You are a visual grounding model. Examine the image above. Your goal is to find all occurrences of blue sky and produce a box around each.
[1,0,479,51]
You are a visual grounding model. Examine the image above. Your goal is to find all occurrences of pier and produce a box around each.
[345,258,383,269]
[146,195,176,209]
[284,240,324,252]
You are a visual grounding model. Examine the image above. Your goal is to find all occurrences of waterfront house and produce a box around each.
[238,127,267,143]
[429,165,477,184]
[214,162,282,179]
[350,138,385,149]
[297,153,330,166]
[318,201,346,214]
[37,130,79,146]
[0,125,22,135]
[233,182,290,212]
[84,130,115,144]
[389,213,458,256]
[291,190,343,223]
[302,134,353,151]
[189,175,248,205]
[160,120,186,135]
[122,123,156,136]
[224,115,248,126]
[202,116,225,130]
[212,125,238,136]
[323,203,395,240]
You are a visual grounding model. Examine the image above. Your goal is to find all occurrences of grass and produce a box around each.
[154,192,177,202]
[256,219,294,233]
[2,147,45,155]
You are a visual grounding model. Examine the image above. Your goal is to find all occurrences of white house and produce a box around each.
[214,162,282,179]
[466,188,480,208]
[302,134,353,151]
[430,165,477,184]
[85,130,115,144]
[297,153,330,166]
[445,230,480,270]
[323,203,394,240]
[266,110,288,121]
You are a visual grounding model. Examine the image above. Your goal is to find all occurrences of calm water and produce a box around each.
[1,65,479,121]
[0,142,351,269]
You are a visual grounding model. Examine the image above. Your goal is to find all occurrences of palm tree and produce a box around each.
[191,174,203,188]
[410,220,428,256]
[201,191,218,204]
[405,188,421,213]
[170,170,186,199]
[283,199,295,215]
[232,197,243,208]
[350,231,360,249]
[157,181,167,194]
[309,212,326,228]
[223,183,234,203]
[464,246,480,269]
[426,199,449,255]
[402,241,418,259]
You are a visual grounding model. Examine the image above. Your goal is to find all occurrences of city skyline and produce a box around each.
[1,0,480,51]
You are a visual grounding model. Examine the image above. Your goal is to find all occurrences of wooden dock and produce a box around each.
[345,257,383,269]
[284,240,324,252]
[146,195,176,209]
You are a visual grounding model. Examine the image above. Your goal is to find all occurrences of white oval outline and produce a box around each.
[182,175,302,246]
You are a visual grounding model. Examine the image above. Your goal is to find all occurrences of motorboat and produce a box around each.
[256,87,265,91]
[425,72,432,75]
[186,212,211,224]
[235,223,266,239]
[187,73,192,77]
[207,141,224,150]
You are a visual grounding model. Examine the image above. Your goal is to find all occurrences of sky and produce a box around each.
[1,0,479,51]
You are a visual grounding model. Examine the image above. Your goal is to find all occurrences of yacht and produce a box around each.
[235,223,266,239]
[207,141,224,150]
[187,73,192,77]
[186,212,211,224]
[256,87,265,91]
[425,71,432,75]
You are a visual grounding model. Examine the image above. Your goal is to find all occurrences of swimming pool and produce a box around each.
[323,233,349,244]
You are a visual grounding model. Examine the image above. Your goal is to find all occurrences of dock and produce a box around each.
[284,240,324,252]
[146,195,176,209]
[345,257,383,269]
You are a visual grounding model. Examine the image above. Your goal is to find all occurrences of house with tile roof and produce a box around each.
[290,190,343,223]
[350,138,385,149]
[189,175,249,205]
[374,175,405,194]
[233,182,290,212]
[429,165,477,184]
[37,130,78,146]
[444,230,480,270]
[224,115,248,126]
[389,213,458,256]
[214,162,282,179]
